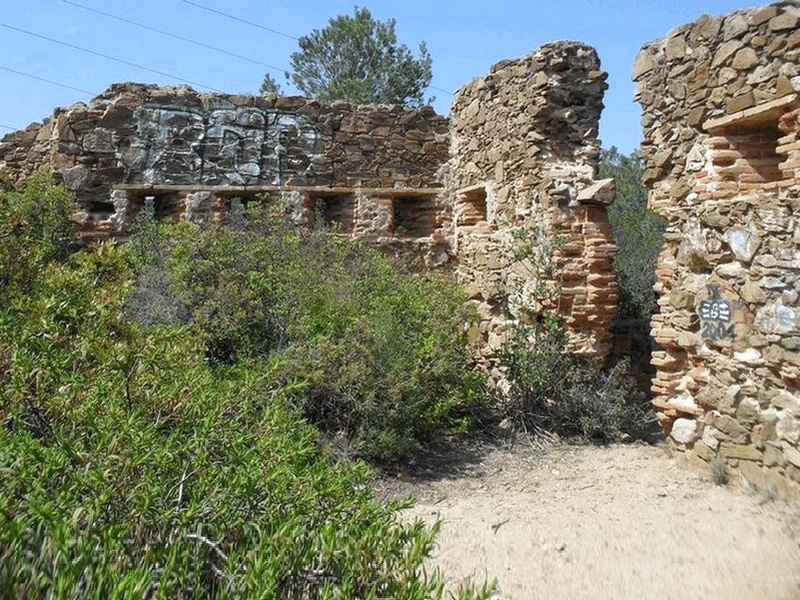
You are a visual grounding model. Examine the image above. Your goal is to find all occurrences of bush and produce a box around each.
[0,171,77,303]
[599,147,666,320]
[0,181,492,598]
[125,206,489,463]
[499,316,652,442]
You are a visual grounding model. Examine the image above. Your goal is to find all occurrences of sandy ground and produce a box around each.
[376,441,800,600]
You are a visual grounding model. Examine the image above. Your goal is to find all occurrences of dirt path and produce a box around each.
[377,442,800,600]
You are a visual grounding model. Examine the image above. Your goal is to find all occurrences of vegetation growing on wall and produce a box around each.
[498,221,652,442]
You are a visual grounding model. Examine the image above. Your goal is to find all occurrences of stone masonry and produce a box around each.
[0,41,617,368]
[448,41,618,372]
[635,2,800,495]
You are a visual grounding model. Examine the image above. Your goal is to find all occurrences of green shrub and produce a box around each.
[125,207,488,463]
[499,316,651,442]
[0,171,77,303]
[0,181,492,599]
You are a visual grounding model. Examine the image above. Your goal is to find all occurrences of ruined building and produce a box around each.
[3,2,797,492]
[0,40,618,371]
[635,2,800,494]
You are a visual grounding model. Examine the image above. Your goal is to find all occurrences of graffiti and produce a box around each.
[131,106,322,186]
[698,285,735,341]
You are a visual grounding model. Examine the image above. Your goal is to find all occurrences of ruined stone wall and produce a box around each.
[1,42,619,365]
[448,41,618,370]
[0,82,450,249]
[635,2,800,495]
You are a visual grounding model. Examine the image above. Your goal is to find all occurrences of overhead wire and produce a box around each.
[0,3,452,124]
[178,0,298,41]
[60,0,287,75]
[175,0,453,95]
[0,21,222,92]
[0,64,97,96]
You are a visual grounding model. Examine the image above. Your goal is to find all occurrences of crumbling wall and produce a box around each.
[0,82,451,251]
[1,43,620,366]
[635,2,800,494]
[448,41,618,371]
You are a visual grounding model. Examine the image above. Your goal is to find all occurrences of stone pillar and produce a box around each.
[447,40,618,369]
[185,191,215,224]
[110,189,131,233]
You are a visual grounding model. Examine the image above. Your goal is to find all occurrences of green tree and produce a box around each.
[282,6,433,106]
[259,72,283,95]
[600,147,666,320]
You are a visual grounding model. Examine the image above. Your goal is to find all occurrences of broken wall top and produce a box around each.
[450,41,607,194]
[0,82,450,202]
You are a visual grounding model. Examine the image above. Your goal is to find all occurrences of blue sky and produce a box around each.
[1,0,757,154]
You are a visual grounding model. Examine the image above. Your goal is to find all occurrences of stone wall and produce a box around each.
[448,41,618,369]
[0,82,450,249]
[0,41,618,366]
[635,2,800,495]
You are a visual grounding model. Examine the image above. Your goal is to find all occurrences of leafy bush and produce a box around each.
[125,207,488,463]
[0,171,77,303]
[0,180,492,599]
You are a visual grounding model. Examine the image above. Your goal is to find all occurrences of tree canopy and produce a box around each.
[263,7,433,106]
[599,147,665,320]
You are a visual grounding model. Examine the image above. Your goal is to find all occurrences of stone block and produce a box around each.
[719,442,763,461]
[763,442,787,467]
[714,414,749,443]
[769,11,799,32]
[726,91,756,113]
[776,411,800,444]
[671,418,700,444]
[782,443,800,468]
[737,459,766,488]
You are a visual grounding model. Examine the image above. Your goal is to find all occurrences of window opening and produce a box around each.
[393,196,438,237]
[458,187,488,227]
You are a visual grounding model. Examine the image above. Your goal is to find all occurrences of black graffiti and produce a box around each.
[701,320,735,340]
[697,284,735,341]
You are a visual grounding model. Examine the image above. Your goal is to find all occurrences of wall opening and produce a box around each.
[218,194,266,226]
[457,186,488,226]
[393,195,438,237]
[138,192,182,221]
[310,193,355,232]
[88,200,115,222]
[710,124,783,193]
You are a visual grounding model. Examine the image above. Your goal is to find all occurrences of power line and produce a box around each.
[179,0,298,41]
[61,0,287,75]
[0,64,97,96]
[0,123,20,131]
[0,21,221,93]
[176,0,453,96]
[429,84,453,96]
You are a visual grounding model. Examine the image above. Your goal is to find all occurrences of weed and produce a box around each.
[711,455,729,486]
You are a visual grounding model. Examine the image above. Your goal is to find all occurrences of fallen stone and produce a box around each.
[671,418,701,444]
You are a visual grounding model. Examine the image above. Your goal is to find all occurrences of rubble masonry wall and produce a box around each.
[635,1,800,495]
[0,41,618,368]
